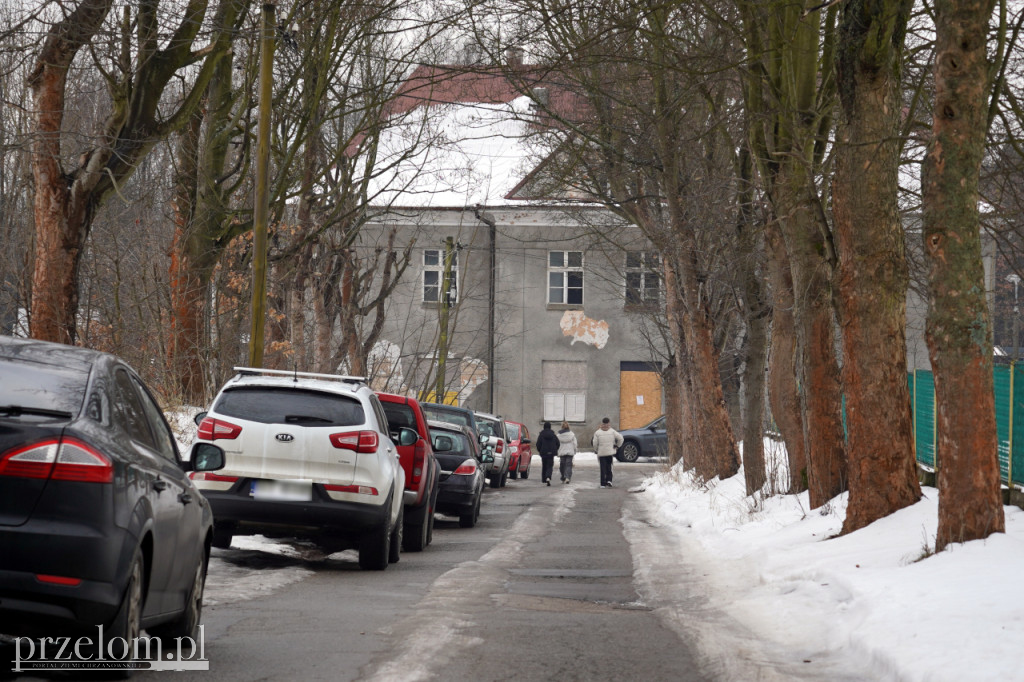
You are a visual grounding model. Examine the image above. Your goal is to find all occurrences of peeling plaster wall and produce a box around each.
[360,206,667,438]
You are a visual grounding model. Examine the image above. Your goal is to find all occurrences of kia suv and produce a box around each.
[191,368,407,570]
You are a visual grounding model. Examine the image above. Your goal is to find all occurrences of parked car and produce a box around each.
[616,416,668,462]
[191,368,407,570]
[427,420,488,528]
[474,412,510,488]
[420,402,480,440]
[0,335,222,643]
[504,420,533,480]
[377,392,440,552]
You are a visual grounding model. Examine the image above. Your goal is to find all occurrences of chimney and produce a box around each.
[505,46,524,67]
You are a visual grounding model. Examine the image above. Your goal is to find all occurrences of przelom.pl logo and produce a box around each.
[12,625,209,672]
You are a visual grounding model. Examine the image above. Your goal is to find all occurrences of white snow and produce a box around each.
[628,437,1024,682]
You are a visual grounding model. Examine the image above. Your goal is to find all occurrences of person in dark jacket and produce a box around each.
[535,422,560,486]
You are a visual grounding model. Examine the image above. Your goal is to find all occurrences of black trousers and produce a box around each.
[598,455,614,486]
[541,454,556,482]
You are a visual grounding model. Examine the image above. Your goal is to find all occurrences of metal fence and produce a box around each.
[908,367,1024,488]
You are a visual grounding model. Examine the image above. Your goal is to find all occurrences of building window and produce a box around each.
[542,360,586,422]
[625,252,660,307]
[548,251,584,305]
[423,249,458,303]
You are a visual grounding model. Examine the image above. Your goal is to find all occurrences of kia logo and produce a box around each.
[275,433,295,443]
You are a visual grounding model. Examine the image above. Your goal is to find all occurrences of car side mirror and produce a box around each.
[433,435,455,452]
[188,442,225,473]
[193,411,208,426]
[395,427,418,447]
[480,451,494,463]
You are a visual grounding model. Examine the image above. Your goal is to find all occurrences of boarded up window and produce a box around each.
[543,361,586,422]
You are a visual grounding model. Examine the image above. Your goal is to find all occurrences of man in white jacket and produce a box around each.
[591,417,624,488]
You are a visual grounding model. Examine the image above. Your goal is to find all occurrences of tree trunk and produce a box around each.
[28,0,112,343]
[663,356,687,468]
[775,165,848,509]
[765,220,807,493]
[737,145,769,496]
[923,0,1004,551]
[833,0,922,534]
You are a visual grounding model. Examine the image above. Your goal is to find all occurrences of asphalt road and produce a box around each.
[3,458,711,682]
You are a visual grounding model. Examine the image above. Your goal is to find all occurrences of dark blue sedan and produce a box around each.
[616,416,667,462]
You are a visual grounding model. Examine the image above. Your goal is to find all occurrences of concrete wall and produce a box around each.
[360,205,667,443]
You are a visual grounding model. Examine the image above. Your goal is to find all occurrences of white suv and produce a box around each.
[190,368,408,570]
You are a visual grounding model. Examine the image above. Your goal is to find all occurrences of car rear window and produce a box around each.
[382,402,417,435]
[506,422,520,440]
[213,387,364,426]
[0,360,86,416]
[430,429,470,457]
[422,405,469,427]
[476,418,502,439]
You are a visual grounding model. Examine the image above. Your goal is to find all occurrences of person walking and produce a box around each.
[535,421,560,486]
[591,417,624,488]
[556,421,578,483]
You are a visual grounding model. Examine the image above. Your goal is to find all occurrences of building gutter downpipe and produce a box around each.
[475,205,497,413]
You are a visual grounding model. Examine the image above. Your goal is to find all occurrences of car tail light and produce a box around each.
[495,439,504,453]
[453,460,477,475]
[190,471,239,483]
[323,484,378,495]
[0,440,59,479]
[50,439,113,483]
[0,438,111,483]
[197,417,242,441]
[329,431,379,453]
[410,438,427,487]
[35,574,83,586]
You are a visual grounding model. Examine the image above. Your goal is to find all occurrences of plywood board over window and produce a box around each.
[543,360,586,422]
[619,361,663,429]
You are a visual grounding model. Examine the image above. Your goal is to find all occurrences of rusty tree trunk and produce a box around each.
[833,0,921,534]
[923,0,1005,551]
[28,0,112,343]
[775,166,848,509]
[168,110,207,404]
[765,219,807,493]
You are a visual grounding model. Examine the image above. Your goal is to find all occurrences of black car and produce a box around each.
[427,420,488,528]
[616,416,668,462]
[0,336,224,645]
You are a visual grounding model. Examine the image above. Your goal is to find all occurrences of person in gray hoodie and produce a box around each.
[556,421,578,483]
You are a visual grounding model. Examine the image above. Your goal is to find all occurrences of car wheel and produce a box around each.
[403,504,429,552]
[509,469,518,480]
[212,525,233,549]
[110,548,144,643]
[489,473,501,489]
[359,514,392,570]
[499,471,508,488]
[388,503,403,564]
[460,494,481,528]
[150,552,207,643]
[618,440,641,463]
[520,467,529,480]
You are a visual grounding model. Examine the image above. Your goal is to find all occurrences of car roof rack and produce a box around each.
[232,367,366,385]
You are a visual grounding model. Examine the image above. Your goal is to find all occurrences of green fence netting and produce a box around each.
[910,365,1024,488]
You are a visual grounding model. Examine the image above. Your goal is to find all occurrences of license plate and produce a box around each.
[251,479,313,501]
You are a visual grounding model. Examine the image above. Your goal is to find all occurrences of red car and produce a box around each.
[377,393,440,551]
[504,420,533,480]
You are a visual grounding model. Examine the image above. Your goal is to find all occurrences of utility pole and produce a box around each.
[1009,273,1021,361]
[435,237,456,403]
[248,2,276,367]
[474,206,497,413]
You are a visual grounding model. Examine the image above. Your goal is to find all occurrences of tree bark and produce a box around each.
[833,0,921,534]
[765,219,807,493]
[775,165,848,509]
[923,0,1005,551]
